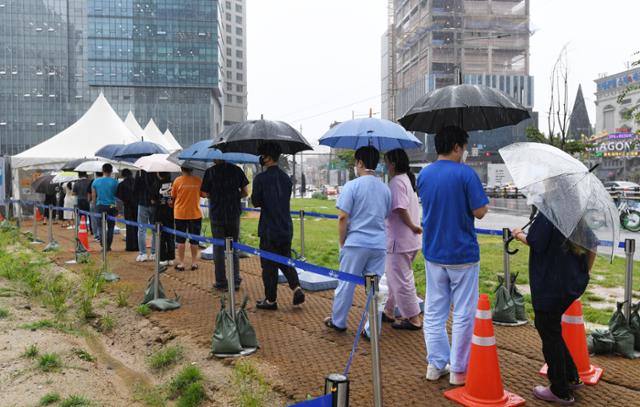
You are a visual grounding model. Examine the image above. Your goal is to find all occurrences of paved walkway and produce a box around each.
[27,222,640,406]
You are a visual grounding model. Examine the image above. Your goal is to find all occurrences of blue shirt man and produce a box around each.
[417,126,489,386]
[324,146,391,332]
[91,163,119,251]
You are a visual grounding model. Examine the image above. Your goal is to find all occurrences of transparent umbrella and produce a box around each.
[499,142,619,260]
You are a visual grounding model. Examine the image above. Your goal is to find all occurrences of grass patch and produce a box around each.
[584,291,607,303]
[38,353,62,372]
[115,287,131,307]
[72,348,96,363]
[168,365,204,398]
[22,344,39,358]
[137,304,152,317]
[133,383,166,407]
[59,395,91,407]
[233,360,269,407]
[0,306,9,319]
[148,346,184,371]
[97,315,115,333]
[583,306,614,326]
[19,319,80,335]
[39,392,61,405]
[176,382,206,407]
[0,287,18,297]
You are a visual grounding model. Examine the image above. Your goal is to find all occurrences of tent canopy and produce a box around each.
[12,93,138,169]
[144,119,175,151]
[164,129,182,151]
[124,111,145,141]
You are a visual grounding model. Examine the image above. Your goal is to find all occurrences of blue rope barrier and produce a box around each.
[343,290,373,376]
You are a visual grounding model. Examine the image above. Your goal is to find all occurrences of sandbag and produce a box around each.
[629,302,640,351]
[211,296,242,355]
[236,296,258,348]
[142,275,166,304]
[609,302,636,359]
[492,276,517,324]
[587,329,615,355]
[75,238,89,263]
[510,272,527,321]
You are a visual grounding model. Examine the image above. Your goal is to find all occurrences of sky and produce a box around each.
[246,0,640,149]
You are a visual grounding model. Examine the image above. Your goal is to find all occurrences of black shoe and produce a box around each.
[256,299,278,310]
[214,283,228,291]
[360,330,370,342]
[293,288,305,305]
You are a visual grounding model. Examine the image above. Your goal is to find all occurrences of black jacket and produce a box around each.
[251,166,293,244]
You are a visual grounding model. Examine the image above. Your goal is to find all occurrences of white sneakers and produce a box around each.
[425,365,466,386]
[136,254,148,262]
[425,364,450,381]
[149,254,156,261]
[159,260,174,266]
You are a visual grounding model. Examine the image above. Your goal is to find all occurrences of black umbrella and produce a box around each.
[31,174,56,194]
[211,119,313,155]
[115,141,169,159]
[61,158,96,172]
[398,84,531,133]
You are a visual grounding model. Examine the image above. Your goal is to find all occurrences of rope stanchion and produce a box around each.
[30,202,43,244]
[43,204,60,252]
[226,237,236,318]
[99,211,119,282]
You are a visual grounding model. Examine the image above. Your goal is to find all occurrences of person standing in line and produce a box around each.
[171,167,203,271]
[252,142,305,310]
[89,172,103,242]
[91,164,119,251]
[62,182,76,229]
[155,172,175,266]
[73,172,92,232]
[116,169,139,252]
[417,126,489,386]
[324,146,391,331]
[135,170,157,262]
[381,149,423,330]
[512,212,596,405]
[201,159,249,290]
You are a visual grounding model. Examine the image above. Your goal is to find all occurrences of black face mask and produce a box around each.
[259,156,266,166]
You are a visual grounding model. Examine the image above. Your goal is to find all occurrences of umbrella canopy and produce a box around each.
[134,154,181,173]
[499,142,619,259]
[319,118,422,152]
[398,84,531,133]
[51,172,79,184]
[31,174,56,194]
[115,141,169,159]
[95,144,138,164]
[61,158,96,172]
[211,119,313,155]
[178,140,259,164]
[74,160,120,174]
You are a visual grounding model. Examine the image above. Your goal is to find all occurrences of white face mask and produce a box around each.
[462,150,469,163]
[353,166,359,178]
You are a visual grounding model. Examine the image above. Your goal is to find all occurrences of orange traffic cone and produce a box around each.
[539,300,603,385]
[445,294,526,407]
[78,215,91,252]
[35,207,44,222]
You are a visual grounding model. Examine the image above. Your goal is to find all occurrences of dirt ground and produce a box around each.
[5,221,640,406]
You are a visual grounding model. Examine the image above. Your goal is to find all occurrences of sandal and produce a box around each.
[324,317,346,332]
[190,264,199,271]
[382,312,395,323]
[392,319,422,331]
[174,264,185,272]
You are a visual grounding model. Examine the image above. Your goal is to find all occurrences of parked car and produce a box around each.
[604,181,640,191]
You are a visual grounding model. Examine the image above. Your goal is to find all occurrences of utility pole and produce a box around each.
[387,0,396,120]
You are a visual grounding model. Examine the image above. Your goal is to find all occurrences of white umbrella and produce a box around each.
[133,154,181,173]
[74,160,120,173]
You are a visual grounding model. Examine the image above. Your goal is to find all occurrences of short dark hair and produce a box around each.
[78,171,87,178]
[95,172,103,177]
[258,142,282,162]
[354,146,380,170]
[435,126,469,155]
[121,168,132,178]
[102,163,113,174]
[180,166,193,173]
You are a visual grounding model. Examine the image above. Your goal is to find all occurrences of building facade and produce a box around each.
[0,0,225,155]
[221,0,247,125]
[594,67,640,135]
[382,0,535,163]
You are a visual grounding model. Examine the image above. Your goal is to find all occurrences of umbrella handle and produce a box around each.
[505,217,536,255]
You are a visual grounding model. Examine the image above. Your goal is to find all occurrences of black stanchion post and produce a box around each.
[16,201,22,229]
[365,275,382,407]
[324,373,349,407]
[502,228,511,291]
[154,222,161,300]
[43,204,59,251]
[225,236,236,317]
[624,239,635,322]
[299,209,305,259]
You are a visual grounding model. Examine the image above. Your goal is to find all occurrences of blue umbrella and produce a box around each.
[115,141,168,159]
[178,140,259,164]
[319,118,422,152]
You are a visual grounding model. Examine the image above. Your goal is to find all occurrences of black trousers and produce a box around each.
[43,194,56,220]
[534,309,580,399]
[96,205,117,251]
[123,204,139,252]
[156,205,175,261]
[211,220,241,287]
[260,238,300,302]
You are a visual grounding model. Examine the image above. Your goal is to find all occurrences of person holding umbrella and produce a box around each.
[91,164,119,251]
[253,142,306,310]
[116,169,139,252]
[417,126,489,386]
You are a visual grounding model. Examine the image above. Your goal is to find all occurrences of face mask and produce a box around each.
[353,166,359,178]
[462,150,469,163]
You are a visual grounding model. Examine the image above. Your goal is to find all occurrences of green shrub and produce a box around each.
[0,307,9,319]
[177,382,206,407]
[168,365,204,399]
[136,304,152,317]
[115,288,130,307]
[59,395,91,407]
[38,353,62,372]
[22,344,39,358]
[97,315,115,333]
[38,392,61,405]
[148,346,184,371]
[72,348,96,362]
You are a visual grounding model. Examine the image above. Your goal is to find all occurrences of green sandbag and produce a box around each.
[510,272,527,321]
[609,302,636,359]
[142,275,166,304]
[212,296,243,355]
[587,329,615,355]
[236,296,258,349]
[492,276,517,324]
[629,302,640,351]
[75,238,89,263]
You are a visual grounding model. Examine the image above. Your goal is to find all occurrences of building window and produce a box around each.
[226,71,232,78]
[236,61,243,69]
[236,50,243,58]
[236,4,242,12]
[236,72,243,81]
[226,60,232,68]
[603,106,615,133]
[226,48,231,56]
[226,94,233,102]
[226,35,231,44]
[236,15,242,24]
[226,13,231,21]
[236,95,244,104]
[226,1,231,9]
[236,38,243,47]
[225,24,231,33]
[236,84,243,92]
[236,27,243,35]
[226,83,232,91]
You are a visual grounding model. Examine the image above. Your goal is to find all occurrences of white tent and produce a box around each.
[144,119,175,151]
[124,111,145,141]
[164,129,182,151]
[12,93,138,169]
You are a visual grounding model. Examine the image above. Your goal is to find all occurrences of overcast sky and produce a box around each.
[246,0,640,149]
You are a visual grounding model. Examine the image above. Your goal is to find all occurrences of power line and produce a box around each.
[287,94,382,123]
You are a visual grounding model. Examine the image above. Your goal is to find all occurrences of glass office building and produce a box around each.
[0,0,224,155]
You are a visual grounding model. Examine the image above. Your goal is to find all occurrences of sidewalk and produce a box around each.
[28,222,640,406]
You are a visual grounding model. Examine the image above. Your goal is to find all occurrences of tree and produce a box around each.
[617,51,640,127]
[526,127,591,155]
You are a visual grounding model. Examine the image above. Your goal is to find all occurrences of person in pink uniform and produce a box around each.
[382,148,423,330]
